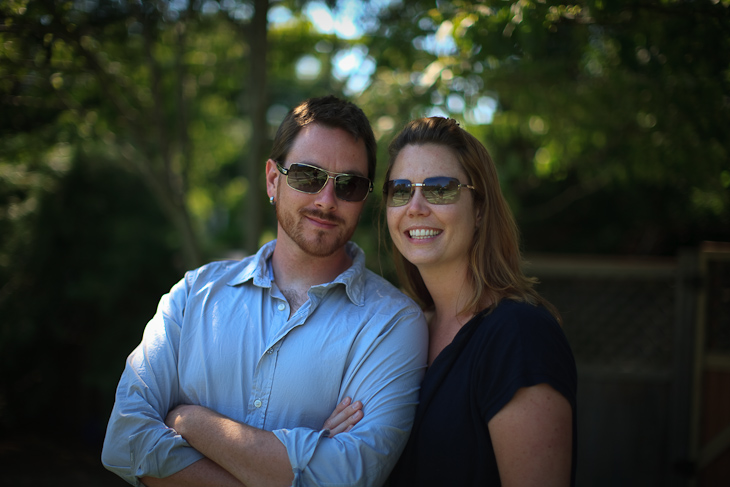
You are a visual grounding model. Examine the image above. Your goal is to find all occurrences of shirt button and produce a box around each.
[277,303,285,311]
[266,348,274,354]
[254,399,262,408]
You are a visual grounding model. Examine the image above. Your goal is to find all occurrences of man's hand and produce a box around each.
[321,397,364,437]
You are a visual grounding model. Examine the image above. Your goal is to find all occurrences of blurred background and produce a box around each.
[1,0,728,485]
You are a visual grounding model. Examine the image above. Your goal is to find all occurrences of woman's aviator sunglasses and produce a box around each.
[384,177,475,207]
[276,161,373,202]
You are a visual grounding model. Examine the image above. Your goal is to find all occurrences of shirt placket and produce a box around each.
[245,294,290,428]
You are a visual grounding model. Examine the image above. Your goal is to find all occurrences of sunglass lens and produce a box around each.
[386,180,412,207]
[335,175,370,202]
[423,177,460,204]
[288,164,327,193]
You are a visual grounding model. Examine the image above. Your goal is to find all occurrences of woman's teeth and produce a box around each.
[409,229,440,239]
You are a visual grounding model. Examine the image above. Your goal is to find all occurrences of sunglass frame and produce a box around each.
[384,177,475,207]
[276,161,373,202]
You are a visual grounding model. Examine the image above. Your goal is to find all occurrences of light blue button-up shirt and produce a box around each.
[102,240,428,486]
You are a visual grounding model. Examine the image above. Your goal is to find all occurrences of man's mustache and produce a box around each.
[300,209,344,226]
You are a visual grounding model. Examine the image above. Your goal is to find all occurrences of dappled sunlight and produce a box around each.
[1,1,728,485]
[295,54,322,80]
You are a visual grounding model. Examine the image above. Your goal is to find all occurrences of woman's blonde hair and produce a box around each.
[382,117,560,322]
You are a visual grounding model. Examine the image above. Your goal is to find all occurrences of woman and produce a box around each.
[384,117,577,486]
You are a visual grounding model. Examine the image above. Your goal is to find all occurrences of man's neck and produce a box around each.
[270,240,353,298]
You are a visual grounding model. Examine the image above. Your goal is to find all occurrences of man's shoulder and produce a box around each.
[183,258,254,287]
[359,266,402,292]
[189,258,240,276]
[358,267,421,312]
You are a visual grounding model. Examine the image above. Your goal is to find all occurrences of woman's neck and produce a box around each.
[420,264,473,325]
[419,263,477,364]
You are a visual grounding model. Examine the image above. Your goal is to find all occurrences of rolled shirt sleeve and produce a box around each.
[274,309,427,486]
[101,278,205,485]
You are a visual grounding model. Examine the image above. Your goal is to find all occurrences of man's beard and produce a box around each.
[277,206,356,257]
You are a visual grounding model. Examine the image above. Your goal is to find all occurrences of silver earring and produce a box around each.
[269,196,275,206]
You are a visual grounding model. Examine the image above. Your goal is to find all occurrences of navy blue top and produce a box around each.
[390,299,577,486]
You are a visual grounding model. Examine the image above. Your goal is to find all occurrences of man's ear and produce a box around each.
[265,159,279,200]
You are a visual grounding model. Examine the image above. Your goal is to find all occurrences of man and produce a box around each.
[101,95,428,487]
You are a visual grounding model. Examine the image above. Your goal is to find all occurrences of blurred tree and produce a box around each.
[0,0,382,265]
[363,0,730,254]
[244,0,269,254]
[2,0,206,267]
[1,0,729,470]
[0,0,376,447]
[0,0,322,269]
[0,152,183,442]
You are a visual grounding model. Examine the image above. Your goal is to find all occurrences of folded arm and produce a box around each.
[164,405,293,487]
[272,311,428,486]
[141,459,244,487]
[102,279,207,485]
[153,311,426,487]
[141,398,363,487]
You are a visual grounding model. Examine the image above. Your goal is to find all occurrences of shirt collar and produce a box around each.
[226,240,367,306]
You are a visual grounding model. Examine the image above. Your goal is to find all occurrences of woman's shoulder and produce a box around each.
[469,299,577,401]
[473,299,559,335]
[461,300,569,365]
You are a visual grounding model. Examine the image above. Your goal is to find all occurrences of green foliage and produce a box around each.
[363,0,730,253]
[0,155,181,438]
[1,0,728,453]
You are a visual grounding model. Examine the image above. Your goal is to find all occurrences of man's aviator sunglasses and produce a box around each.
[276,161,373,202]
[384,177,475,207]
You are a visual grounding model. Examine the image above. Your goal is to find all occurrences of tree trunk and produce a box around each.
[243,0,270,256]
